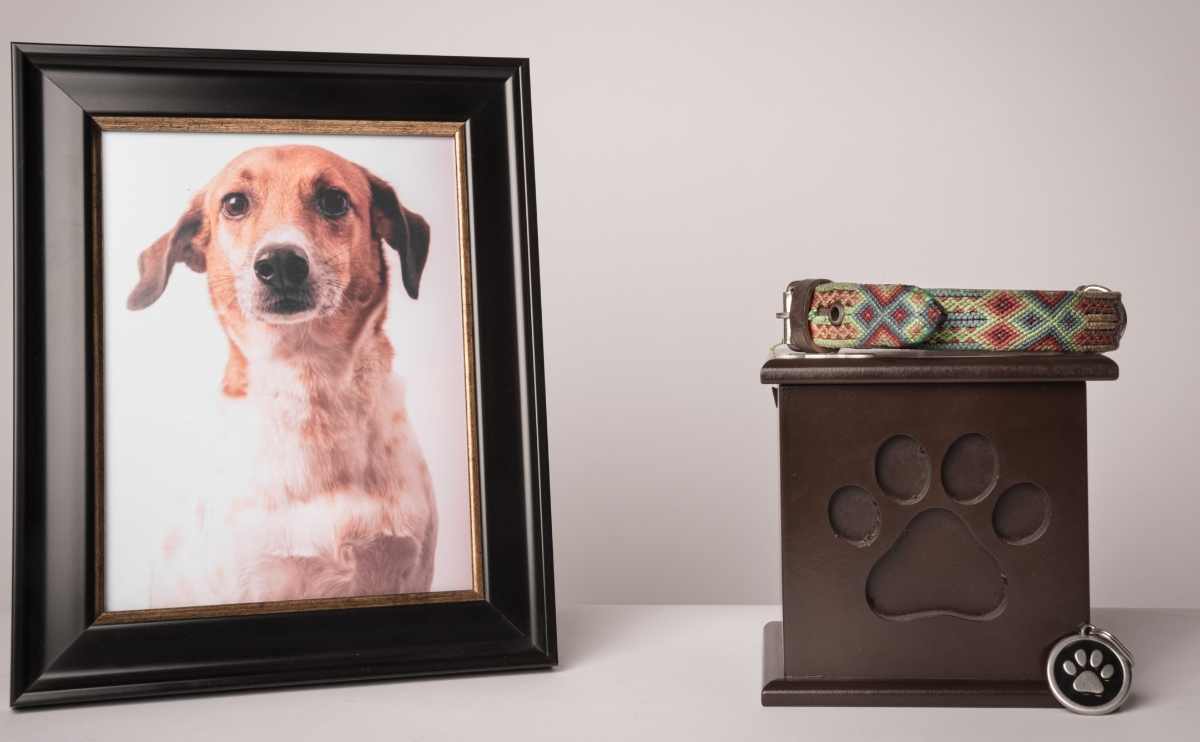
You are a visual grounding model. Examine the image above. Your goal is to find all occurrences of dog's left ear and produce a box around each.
[127,191,208,310]
[363,170,430,300]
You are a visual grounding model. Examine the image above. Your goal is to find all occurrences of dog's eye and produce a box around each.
[221,192,250,218]
[316,189,349,218]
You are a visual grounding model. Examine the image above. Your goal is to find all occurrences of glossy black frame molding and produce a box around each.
[10,42,555,708]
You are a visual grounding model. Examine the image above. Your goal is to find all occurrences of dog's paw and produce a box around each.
[341,534,423,595]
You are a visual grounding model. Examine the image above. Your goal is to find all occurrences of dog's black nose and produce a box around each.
[254,247,309,290]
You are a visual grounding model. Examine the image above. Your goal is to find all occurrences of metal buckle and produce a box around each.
[1076,284,1114,293]
[776,287,793,348]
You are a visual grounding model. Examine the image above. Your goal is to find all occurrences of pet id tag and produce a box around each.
[1046,623,1134,715]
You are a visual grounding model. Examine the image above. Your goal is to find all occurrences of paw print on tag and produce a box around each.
[1047,630,1133,714]
[825,433,1052,621]
[1062,648,1114,694]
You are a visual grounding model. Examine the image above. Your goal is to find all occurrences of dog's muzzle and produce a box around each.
[253,245,314,315]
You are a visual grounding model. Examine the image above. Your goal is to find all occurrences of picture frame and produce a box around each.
[10,42,556,707]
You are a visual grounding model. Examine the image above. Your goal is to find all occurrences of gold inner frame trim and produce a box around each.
[91,116,485,625]
[94,117,465,137]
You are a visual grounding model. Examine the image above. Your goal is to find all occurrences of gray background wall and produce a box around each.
[2,0,1197,612]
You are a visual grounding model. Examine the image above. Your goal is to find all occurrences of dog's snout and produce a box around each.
[254,246,310,291]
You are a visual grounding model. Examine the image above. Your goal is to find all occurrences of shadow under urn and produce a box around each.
[760,353,1117,706]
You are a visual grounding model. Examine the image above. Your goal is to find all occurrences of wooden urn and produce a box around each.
[760,353,1117,706]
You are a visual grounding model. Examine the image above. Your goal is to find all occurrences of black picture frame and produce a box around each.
[10,42,556,708]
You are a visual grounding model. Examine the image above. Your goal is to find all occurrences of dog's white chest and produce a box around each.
[149,372,435,608]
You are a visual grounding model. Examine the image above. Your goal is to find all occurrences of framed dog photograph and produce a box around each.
[11,43,556,707]
[100,120,481,619]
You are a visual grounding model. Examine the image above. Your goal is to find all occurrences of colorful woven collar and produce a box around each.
[782,279,1127,354]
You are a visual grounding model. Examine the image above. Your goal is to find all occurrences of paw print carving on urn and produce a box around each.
[825,432,1052,620]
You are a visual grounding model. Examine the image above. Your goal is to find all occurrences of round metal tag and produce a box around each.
[1046,625,1133,715]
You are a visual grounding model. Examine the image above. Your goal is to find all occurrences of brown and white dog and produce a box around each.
[129,145,436,607]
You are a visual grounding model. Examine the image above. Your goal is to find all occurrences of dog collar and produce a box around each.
[780,279,1127,354]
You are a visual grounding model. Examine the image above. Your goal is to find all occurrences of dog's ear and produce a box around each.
[127,192,208,310]
[363,170,430,300]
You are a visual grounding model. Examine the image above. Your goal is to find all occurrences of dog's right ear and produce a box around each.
[127,192,209,311]
[362,169,430,300]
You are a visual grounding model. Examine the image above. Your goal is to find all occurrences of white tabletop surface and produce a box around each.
[3,604,1197,741]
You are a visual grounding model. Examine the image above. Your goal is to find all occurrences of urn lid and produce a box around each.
[761,351,1118,385]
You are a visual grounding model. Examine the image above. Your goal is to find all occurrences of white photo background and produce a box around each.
[101,130,475,611]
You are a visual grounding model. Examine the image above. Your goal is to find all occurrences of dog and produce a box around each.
[127,145,437,607]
